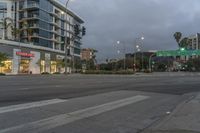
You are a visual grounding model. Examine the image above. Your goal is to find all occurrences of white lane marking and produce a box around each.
[0,95,149,133]
[19,88,30,90]
[0,99,67,114]
[18,85,64,90]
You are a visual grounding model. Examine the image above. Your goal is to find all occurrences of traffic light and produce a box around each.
[82,26,86,36]
[74,24,80,36]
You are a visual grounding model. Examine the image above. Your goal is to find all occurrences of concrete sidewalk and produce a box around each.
[144,93,200,133]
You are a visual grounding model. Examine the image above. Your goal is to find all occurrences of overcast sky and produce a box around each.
[60,0,200,62]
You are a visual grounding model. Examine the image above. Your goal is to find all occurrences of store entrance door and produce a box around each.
[19,59,30,74]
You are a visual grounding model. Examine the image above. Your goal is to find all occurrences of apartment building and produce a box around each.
[0,0,84,74]
[187,33,200,50]
[81,48,97,61]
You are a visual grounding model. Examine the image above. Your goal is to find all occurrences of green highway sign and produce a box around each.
[156,49,200,57]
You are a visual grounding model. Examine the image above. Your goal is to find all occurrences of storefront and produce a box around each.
[15,51,34,74]
[51,61,57,74]
[0,40,71,75]
[0,60,12,73]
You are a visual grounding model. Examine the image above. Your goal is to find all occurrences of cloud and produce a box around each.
[60,0,200,62]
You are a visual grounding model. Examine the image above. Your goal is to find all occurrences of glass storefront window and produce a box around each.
[0,60,12,73]
[41,60,45,73]
[51,61,57,73]
[20,60,30,74]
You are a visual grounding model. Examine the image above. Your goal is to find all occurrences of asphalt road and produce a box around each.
[0,72,200,133]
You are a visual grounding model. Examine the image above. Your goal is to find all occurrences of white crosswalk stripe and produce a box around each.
[0,99,67,114]
[0,95,149,133]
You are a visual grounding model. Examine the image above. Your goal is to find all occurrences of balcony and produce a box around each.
[19,14,39,23]
[20,3,39,10]
[56,38,61,42]
[29,23,39,28]
[32,33,39,37]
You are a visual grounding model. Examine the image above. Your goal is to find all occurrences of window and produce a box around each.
[38,38,53,48]
[0,60,12,73]
[51,61,57,73]
[74,48,81,55]
[0,2,7,20]
[40,60,45,73]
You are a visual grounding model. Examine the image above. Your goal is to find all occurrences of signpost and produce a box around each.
[148,49,200,72]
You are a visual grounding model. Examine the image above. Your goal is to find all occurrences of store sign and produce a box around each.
[16,52,35,57]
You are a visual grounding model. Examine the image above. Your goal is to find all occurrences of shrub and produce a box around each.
[53,72,61,74]
[144,69,152,73]
[0,73,5,76]
[41,72,50,75]
[82,70,134,75]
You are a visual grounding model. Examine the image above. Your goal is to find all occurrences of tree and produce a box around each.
[0,17,13,40]
[85,59,96,70]
[174,32,182,47]
[22,21,33,42]
[180,37,189,48]
[186,57,200,71]
[12,27,21,41]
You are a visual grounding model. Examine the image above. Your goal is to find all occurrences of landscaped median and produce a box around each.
[81,70,135,75]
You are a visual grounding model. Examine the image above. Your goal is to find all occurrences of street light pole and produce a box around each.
[134,37,144,72]
[117,41,126,71]
[65,0,70,74]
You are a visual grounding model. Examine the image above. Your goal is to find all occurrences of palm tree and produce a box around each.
[173,32,182,48]
[0,17,13,40]
[22,21,33,43]
[12,27,21,41]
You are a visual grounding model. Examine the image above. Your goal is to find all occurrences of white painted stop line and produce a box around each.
[0,95,149,133]
[0,99,67,114]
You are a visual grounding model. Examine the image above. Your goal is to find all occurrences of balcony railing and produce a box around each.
[20,14,39,20]
[29,23,39,28]
[28,14,39,18]
[32,33,39,36]
[22,3,39,9]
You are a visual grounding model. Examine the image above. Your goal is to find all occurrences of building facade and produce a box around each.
[187,33,200,50]
[0,0,84,74]
[185,33,200,60]
[81,48,97,61]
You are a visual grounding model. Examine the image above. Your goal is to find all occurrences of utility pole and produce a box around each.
[65,0,70,74]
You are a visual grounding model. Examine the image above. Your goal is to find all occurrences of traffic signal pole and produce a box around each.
[149,53,155,72]
[65,0,70,74]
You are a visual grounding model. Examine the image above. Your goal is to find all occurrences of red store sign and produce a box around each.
[16,52,35,57]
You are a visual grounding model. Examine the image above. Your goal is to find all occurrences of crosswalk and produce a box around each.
[0,99,67,114]
[0,91,150,133]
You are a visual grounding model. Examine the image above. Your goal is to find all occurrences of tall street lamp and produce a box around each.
[117,41,126,70]
[64,0,74,74]
[134,36,144,72]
